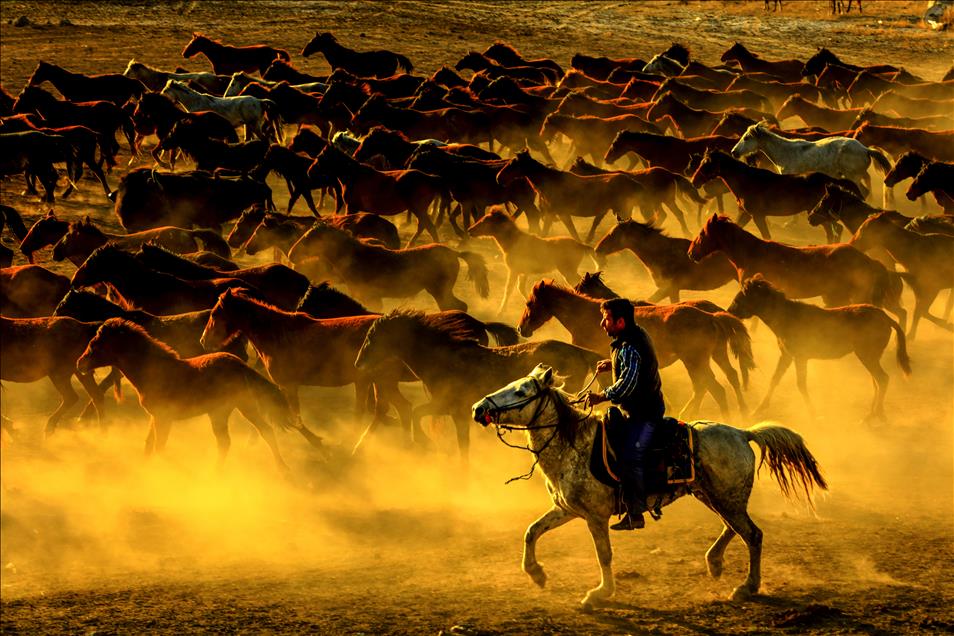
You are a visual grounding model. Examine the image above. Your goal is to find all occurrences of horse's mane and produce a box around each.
[101,317,182,360]
[545,383,587,445]
[618,218,667,237]
[528,278,601,304]
[297,281,372,315]
[366,125,410,143]
[486,41,521,57]
[375,309,481,346]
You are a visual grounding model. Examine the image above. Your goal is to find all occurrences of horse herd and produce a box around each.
[1,28,952,605]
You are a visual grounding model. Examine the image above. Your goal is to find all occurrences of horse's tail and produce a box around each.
[482,321,520,346]
[394,53,414,74]
[712,311,756,389]
[887,314,912,376]
[188,228,231,258]
[248,369,324,448]
[455,250,490,299]
[261,99,285,144]
[745,423,828,507]
[673,173,707,206]
[867,147,893,175]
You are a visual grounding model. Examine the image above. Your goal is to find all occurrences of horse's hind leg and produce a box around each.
[209,410,232,469]
[793,357,816,419]
[522,506,574,589]
[704,522,737,579]
[235,405,289,472]
[856,351,889,423]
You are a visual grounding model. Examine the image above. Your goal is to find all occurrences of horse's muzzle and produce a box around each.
[472,401,494,426]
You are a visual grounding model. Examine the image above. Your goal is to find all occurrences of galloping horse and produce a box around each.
[727,276,909,422]
[28,61,144,106]
[160,79,283,143]
[301,32,413,78]
[471,364,827,607]
[354,311,603,460]
[77,318,321,469]
[287,224,488,312]
[731,122,892,197]
[518,280,753,418]
[182,33,290,76]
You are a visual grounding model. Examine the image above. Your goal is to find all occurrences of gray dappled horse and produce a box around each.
[472,364,827,609]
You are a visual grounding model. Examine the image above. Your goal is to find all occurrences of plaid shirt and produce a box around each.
[603,340,641,404]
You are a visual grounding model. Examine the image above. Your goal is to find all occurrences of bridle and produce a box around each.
[483,373,597,484]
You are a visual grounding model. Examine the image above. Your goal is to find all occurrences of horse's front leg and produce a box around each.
[522,506,574,589]
[582,515,616,609]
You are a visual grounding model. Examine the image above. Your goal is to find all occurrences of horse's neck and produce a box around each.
[713,157,761,195]
[523,161,564,190]
[543,288,601,338]
[711,224,772,267]
[487,222,523,250]
[839,199,878,231]
[752,130,795,160]
[528,404,597,479]
[107,333,183,389]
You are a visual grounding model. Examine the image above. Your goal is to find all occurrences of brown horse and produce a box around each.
[287,224,489,312]
[851,212,954,339]
[18,210,68,263]
[1,264,70,317]
[594,219,737,303]
[182,33,290,76]
[468,209,594,315]
[689,149,863,240]
[70,245,259,315]
[688,214,906,327]
[309,145,444,246]
[720,43,804,82]
[77,318,320,469]
[517,280,752,418]
[50,217,229,267]
[775,95,861,131]
[850,123,954,163]
[727,276,909,423]
[2,315,108,434]
[495,150,647,242]
[301,32,413,78]
[200,289,416,441]
[354,310,604,460]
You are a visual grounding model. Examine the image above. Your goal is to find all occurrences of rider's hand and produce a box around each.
[585,391,608,408]
[596,359,612,374]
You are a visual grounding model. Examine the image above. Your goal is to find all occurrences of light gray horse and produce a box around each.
[472,364,827,609]
[731,121,892,197]
[160,79,283,143]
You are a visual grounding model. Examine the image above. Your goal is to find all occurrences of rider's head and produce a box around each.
[600,298,635,338]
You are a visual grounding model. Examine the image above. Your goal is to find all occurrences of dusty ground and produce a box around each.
[2,1,953,634]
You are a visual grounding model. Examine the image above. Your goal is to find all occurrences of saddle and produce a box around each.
[589,407,696,495]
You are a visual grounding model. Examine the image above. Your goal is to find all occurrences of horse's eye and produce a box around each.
[514,390,524,397]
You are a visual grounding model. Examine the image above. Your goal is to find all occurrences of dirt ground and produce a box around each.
[1,1,953,634]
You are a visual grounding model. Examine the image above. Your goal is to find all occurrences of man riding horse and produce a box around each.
[585,297,666,531]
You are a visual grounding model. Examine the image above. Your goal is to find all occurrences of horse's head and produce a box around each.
[574,271,618,300]
[807,185,844,227]
[19,210,66,263]
[518,279,558,338]
[287,222,340,264]
[227,206,268,249]
[905,164,934,201]
[54,289,124,322]
[51,217,97,263]
[301,32,334,58]
[602,131,633,166]
[77,318,130,373]
[471,363,556,426]
[687,213,731,262]
[455,52,485,73]
[594,219,650,259]
[689,149,721,188]
[354,311,419,371]
[201,289,245,351]
[730,122,766,159]
[243,216,285,255]
[71,244,128,288]
[11,86,49,114]
[720,42,747,64]
[538,113,563,143]
[467,208,513,239]
[26,61,52,87]
[803,48,838,78]
[727,275,778,320]
[883,152,922,187]
[495,150,534,186]
[181,32,207,59]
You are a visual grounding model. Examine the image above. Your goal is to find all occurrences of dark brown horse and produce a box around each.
[287,224,488,312]
[1,264,70,317]
[851,212,954,339]
[594,219,737,303]
[301,32,412,78]
[28,61,144,106]
[907,162,954,213]
[850,123,954,163]
[517,280,753,418]
[50,217,229,266]
[70,245,259,315]
[18,210,67,263]
[727,276,909,423]
[604,130,736,175]
[354,310,603,460]
[2,315,108,434]
[77,318,320,469]
[688,214,906,327]
[182,33,290,75]
[720,43,804,82]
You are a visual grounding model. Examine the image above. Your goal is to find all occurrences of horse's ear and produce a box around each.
[531,364,554,386]
[45,209,56,218]
[83,215,91,225]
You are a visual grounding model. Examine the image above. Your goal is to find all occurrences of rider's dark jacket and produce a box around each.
[604,324,665,423]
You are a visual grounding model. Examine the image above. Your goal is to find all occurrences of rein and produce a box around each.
[487,374,597,484]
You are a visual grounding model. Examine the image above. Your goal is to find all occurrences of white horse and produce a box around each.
[160,79,283,143]
[123,60,227,95]
[731,121,892,197]
[222,71,328,97]
[471,364,827,609]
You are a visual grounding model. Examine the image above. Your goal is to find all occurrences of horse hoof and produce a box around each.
[730,585,753,602]
[525,564,547,588]
[579,601,594,614]
[706,559,724,579]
